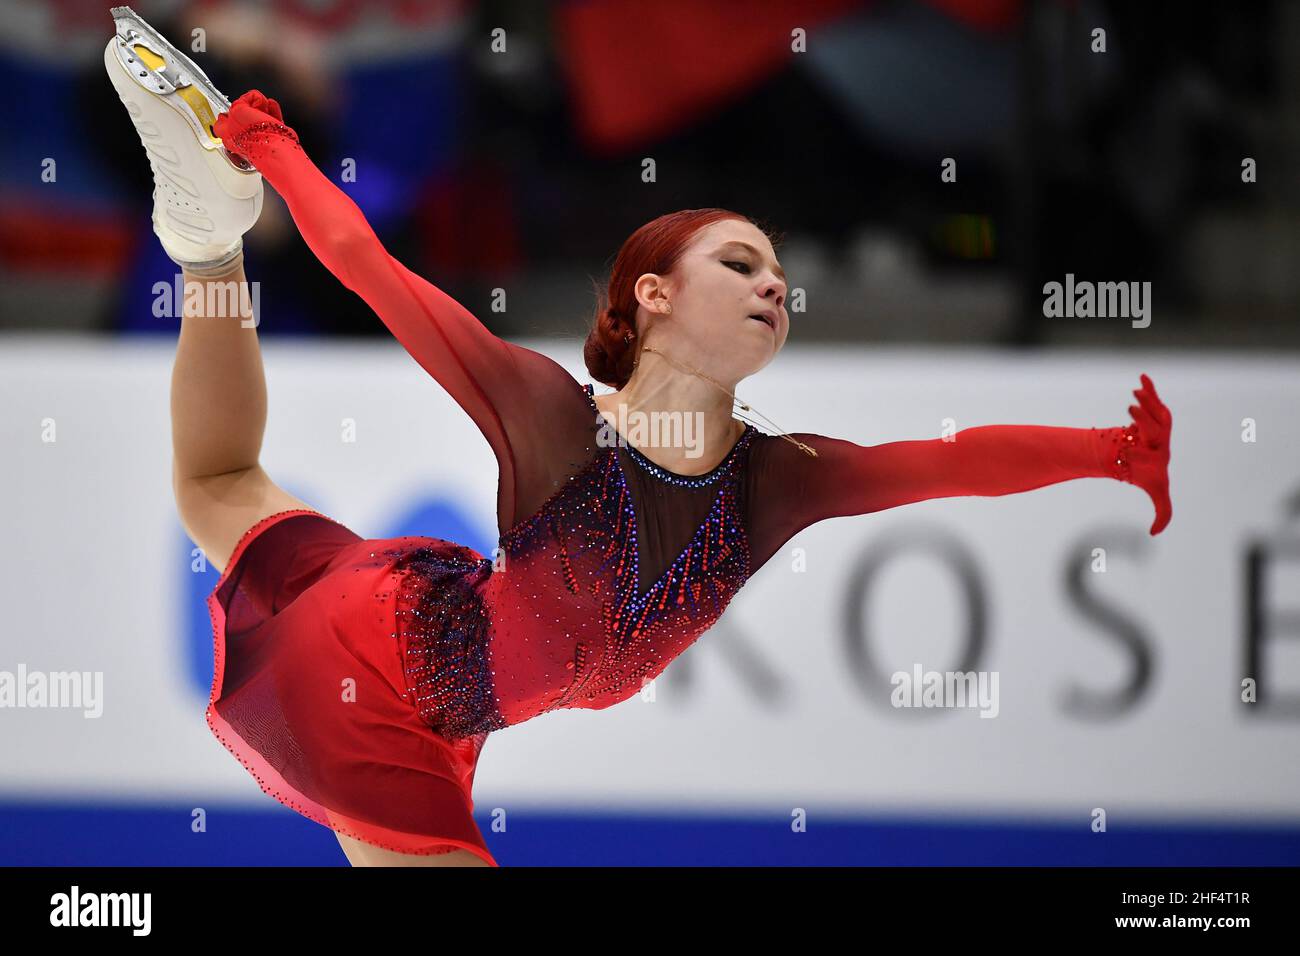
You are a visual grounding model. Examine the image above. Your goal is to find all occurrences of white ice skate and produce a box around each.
[103,5,262,270]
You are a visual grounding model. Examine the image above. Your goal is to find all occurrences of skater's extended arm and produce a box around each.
[749,375,1172,563]
[212,91,582,531]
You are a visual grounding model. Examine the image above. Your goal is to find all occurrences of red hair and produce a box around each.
[584,208,774,389]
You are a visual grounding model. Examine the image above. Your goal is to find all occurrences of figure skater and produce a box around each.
[104,7,1172,867]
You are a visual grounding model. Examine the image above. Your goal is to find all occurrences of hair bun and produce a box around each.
[583,304,636,389]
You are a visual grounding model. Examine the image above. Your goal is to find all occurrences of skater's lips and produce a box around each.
[747,308,778,330]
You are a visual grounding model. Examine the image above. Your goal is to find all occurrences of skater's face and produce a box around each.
[633,219,789,380]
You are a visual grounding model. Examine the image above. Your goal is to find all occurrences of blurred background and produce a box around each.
[3,0,1297,344]
[1,0,1299,866]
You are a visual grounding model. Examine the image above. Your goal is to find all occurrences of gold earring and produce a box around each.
[660,301,672,315]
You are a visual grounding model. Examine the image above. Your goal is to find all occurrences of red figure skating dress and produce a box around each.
[204,93,1173,867]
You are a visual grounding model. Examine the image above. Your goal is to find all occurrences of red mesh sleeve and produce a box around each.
[214,96,592,534]
[747,423,1134,571]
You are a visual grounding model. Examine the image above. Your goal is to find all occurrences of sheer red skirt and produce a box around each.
[205,509,497,865]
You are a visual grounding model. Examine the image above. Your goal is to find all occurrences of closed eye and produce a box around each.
[722,260,751,274]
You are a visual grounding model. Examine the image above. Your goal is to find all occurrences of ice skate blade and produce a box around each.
[107,5,253,172]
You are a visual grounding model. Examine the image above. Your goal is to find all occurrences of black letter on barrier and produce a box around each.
[1245,534,1300,717]
[841,526,987,714]
[1061,529,1153,719]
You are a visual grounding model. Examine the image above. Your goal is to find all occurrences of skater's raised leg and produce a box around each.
[105,6,314,573]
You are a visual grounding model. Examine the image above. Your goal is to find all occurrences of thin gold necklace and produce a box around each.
[637,345,819,457]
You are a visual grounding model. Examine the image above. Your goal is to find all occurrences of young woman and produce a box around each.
[105,10,1172,868]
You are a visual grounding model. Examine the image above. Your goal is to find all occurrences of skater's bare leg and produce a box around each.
[171,251,313,574]
[104,9,301,573]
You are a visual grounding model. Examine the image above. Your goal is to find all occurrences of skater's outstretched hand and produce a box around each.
[214,90,298,163]
[1114,373,1173,536]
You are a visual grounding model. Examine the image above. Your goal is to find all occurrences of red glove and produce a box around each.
[1109,373,1173,535]
[213,90,298,165]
